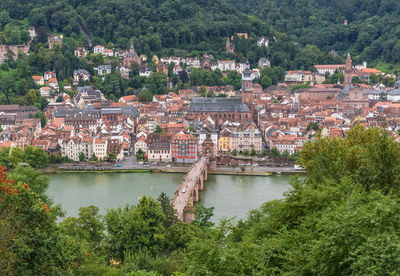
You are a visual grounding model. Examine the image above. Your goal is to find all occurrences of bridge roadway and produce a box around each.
[172,156,209,222]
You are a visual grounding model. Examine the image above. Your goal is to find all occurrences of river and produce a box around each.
[47,173,291,222]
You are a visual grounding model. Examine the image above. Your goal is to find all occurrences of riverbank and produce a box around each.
[42,166,305,176]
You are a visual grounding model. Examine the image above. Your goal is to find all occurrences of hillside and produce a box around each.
[2,0,271,54]
[227,0,400,66]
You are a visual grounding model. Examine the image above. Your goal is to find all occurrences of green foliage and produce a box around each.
[269,147,281,158]
[138,90,153,102]
[24,145,48,168]
[154,125,162,134]
[306,121,319,131]
[33,111,46,127]
[146,72,167,94]
[192,205,215,229]
[79,151,85,162]
[108,152,117,162]
[104,197,166,261]
[4,126,400,275]
[290,82,311,92]
[136,149,145,161]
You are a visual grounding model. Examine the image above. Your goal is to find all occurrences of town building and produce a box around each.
[73,69,91,84]
[231,125,263,153]
[94,65,112,76]
[315,64,345,75]
[170,131,198,163]
[258,58,270,68]
[48,35,63,49]
[74,47,88,58]
[187,98,251,125]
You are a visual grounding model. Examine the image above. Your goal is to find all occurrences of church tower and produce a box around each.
[242,60,253,106]
[344,53,352,85]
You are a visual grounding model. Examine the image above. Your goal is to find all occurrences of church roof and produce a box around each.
[189,98,250,113]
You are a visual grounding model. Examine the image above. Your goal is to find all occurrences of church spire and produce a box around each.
[344,53,352,85]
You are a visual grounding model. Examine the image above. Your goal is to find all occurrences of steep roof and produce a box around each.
[189,98,250,113]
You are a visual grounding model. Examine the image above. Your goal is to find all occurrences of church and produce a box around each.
[337,54,369,108]
[187,62,254,125]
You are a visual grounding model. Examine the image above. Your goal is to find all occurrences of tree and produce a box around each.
[240,166,245,173]
[269,147,281,158]
[24,146,48,168]
[146,72,167,94]
[250,148,257,156]
[60,206,104,246]
[199,86,207,97]
[232,149,238,156]
[136,149,145,161]
[306,122,319,131]
[243,149,249,156]
[104,197,166,261]
[9,147,24,167]
[192,205,214,229]
[34,111,46,127]
[138,90,153,102]
[157,192,177,227]
[155,125,162,134]
[261,75,272,88]
[0,166,81,274]
[90,153,98,162]
[79,151,86,162]
[108,152,117,162]
[131,61,140,76]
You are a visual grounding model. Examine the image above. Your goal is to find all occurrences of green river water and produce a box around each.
[47,173,291,222]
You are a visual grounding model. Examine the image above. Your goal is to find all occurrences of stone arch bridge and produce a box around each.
[172,156,210,222]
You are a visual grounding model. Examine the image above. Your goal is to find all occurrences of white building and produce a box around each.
[160,56,181,65]
[134,137,148,154]
[73,69,91,83]
[139,67,153,77]
[258,58,270,68]
[257,37,269,47]
[147,142,171,163]
[185,57,200,68]
[93,45,105,55]
[94,65,112,76]
[215,60,235,71]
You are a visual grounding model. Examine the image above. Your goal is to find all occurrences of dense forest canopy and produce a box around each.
[3,0,400,68]
[228,0,400,65]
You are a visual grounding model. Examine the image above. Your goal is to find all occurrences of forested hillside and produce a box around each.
[228,0,400,65]
[3,0,400,66]
[2,0,271,54]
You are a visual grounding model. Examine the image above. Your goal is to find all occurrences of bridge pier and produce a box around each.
[183,206,195,223]
[204,167,208,181]
[199,175,204,190]
[193,184,199,202]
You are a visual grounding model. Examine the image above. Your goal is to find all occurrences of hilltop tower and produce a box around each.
[226,37,235,54]
[344,53,352,85]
